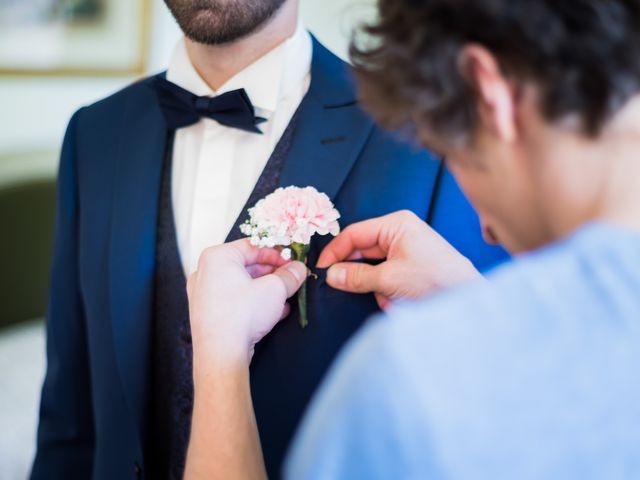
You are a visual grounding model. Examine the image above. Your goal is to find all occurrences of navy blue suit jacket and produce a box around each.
[32,40,507,479]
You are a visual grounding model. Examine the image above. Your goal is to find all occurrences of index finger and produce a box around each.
[317,217,389,268]
[207,239,289,269]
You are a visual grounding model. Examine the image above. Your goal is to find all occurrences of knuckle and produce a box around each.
[342,223,357,237]
[198,246,222,269]
[347,264,365,290]
[278,268,293,284]
[198,248,213,266]
[268,274,289,299]
[196,255,208,273]
[397,209,418,223]
[377,268,398,295]
[376,268,391,291]
[283,272,296,294]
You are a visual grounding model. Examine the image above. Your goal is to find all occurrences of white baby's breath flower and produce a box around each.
[281,248,292,261]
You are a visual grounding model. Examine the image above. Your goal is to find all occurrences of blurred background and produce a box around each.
[0,0,374,477]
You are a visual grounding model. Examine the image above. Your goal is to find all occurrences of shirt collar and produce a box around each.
[166,21,312,117]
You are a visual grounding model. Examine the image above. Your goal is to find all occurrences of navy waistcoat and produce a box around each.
[148,111,301,478]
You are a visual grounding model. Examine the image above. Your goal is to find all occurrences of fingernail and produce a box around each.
[287,262,306,283]
[327,265,346,286]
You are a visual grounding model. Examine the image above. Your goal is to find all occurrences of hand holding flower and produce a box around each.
[240,186,341,327]
[187,239,307,369]
[185,240,306,480]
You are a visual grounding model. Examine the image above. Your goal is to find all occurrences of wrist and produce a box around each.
[192,340,251,388]
[193,359,250,403]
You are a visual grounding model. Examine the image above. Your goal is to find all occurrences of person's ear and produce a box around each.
[458,44,517,143]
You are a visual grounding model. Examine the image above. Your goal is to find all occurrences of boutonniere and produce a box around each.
[240,186,341,328]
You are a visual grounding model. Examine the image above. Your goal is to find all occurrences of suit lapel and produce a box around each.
[108,77,167,441]
[279,38,374,200]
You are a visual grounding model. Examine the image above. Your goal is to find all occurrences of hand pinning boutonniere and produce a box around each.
[240,186,341,328]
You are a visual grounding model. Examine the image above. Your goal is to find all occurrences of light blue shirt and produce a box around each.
[285,224,640,479]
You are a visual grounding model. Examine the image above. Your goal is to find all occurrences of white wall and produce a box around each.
[0,0,180,154]
[0,0,375,155]
[301,0,376,60]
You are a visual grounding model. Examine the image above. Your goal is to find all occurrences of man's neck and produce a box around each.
[591,133,640,233]
[541,95,640,237]
[184,1,298,91]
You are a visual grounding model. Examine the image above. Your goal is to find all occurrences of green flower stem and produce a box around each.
[297,278,308,329]
[291,242,311,328]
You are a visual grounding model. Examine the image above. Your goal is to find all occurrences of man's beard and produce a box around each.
[164,0,287,45]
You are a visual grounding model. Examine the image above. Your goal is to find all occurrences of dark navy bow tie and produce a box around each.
[153,76,266,134]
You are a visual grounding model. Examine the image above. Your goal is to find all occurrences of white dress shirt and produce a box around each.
[166,23,312,275]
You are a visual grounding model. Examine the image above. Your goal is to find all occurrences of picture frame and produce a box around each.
[0,0,150,76]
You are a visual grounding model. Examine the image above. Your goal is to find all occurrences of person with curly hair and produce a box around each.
[184,1,640,478]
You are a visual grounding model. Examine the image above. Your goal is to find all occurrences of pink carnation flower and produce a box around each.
[240,186,341,329]
[240,186,341,249]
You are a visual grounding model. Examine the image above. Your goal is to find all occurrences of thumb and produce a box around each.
[270,261,307,298]
[326,262,382,294]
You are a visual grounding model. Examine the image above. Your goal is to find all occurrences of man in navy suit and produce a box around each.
[32,0,506,478]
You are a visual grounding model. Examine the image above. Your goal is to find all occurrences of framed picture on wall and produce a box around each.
[0,0,150,75]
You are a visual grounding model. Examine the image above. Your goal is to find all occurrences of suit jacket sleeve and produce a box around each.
[31,109,95,479]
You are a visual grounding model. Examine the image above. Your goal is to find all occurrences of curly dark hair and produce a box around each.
[351,0,640,147]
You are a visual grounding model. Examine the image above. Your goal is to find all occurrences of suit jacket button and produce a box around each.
[134,462,142,478]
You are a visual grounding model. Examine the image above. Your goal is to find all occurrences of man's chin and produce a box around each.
[167,0,287,47]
